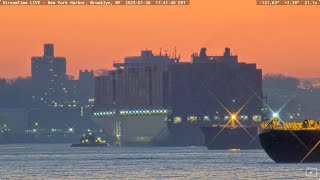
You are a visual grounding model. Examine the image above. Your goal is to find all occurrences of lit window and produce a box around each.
[252,115,261,122]
[174,117,182,124]
[187,116,198,123]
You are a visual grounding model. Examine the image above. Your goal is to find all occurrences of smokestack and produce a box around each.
[200,47,207,58]
[224,47,231,57]
[44,44,54,57]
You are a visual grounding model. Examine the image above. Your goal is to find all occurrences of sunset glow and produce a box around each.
[1,1,320,78]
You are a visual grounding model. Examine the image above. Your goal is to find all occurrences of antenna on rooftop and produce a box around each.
[164,50,169,56]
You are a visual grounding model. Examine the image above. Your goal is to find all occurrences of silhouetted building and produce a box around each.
[31,44,68,106]
[78,70,95,104]
[29,44,96,131]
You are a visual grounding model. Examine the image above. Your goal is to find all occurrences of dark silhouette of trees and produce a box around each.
[0,77,32,108]
[263,74,299,90]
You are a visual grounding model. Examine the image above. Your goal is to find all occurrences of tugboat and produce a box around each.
[71,132,108,147]
[259,114,320,163]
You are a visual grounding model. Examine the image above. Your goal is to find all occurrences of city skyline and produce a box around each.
[1,1,320,178]
[1,1,320,78]
[2,42,320,80]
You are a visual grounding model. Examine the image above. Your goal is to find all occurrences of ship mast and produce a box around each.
[231,115,236,128]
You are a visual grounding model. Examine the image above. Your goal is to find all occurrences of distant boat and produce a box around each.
[200,126,260,149]
[259,118,320,163]
[71,132,109,147]
[200,115,261,150]
[228,148,240,152]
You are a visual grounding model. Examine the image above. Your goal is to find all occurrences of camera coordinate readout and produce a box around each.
[0,0,189,5]
[257,0,320,5]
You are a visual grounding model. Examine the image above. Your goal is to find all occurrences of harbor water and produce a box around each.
[0,144,316,179]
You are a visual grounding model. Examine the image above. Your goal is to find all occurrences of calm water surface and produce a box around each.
[0,144,317,179]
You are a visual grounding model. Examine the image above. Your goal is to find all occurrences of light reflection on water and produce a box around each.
[0,144,315,179]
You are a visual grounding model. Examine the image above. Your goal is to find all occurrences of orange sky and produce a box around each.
[1,1,320,79]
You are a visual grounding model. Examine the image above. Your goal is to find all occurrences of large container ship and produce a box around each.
[259,116,320,163]
[93,47,263,146]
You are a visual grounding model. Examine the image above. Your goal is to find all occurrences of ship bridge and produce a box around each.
[114,49,180,69]
[192,47,238,64]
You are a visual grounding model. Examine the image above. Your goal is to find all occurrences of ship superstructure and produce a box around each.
[93,47,263,146]
[94,50,178,145]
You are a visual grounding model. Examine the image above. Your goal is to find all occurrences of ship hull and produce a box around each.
[259,129,320,163]
[163,123,205,146]
[93,114,169,146]
[200,126,261,149]
[70,143,108,147]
